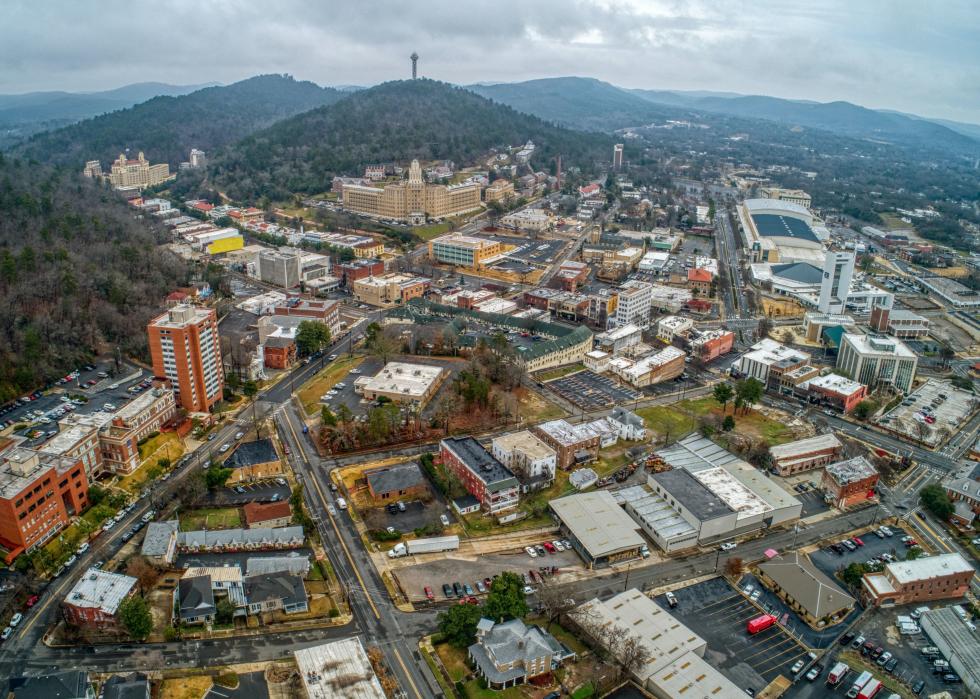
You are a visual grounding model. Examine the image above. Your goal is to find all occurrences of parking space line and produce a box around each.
[739,635,798,662]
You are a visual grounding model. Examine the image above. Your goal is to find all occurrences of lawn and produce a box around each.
[535,364,585,382]
[516,386,566,423]
[635,400,700,441]
[160,676,212,699]
[638,396,796,447]
[592,448,631,478]
[434,641,472,683]
[138,431,184,465]
[413,221,454,240]
[297,355,365,414]
[179,507,241,531]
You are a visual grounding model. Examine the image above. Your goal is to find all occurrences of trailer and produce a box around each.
[746,614,776,634]
[847,670,872,697]
[858,678,882,699]
[388,535,460,558]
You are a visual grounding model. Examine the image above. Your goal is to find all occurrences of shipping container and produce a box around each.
[746,614,777,634]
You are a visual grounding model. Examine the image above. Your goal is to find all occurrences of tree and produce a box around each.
[295,320,331,357]
[118,596,153,640]
[215,598,235,625]
[938,342,955,369]
[852,399,878,421]
[735,378,763,414]
[535,580,579,629]
[904,547,924,561]
[321,405,337,426]
[437,602,484,648]
[366,324,399,366]
[779,328,796,345]
[483,571,528,623]
[840,562,869,588]
[125,556,161,595]
[920,483,954,521]
[713,382,734,414]
[205,464,233,489]
[757,317,772,338]
[724,557,743,577]
[722,414,736,431]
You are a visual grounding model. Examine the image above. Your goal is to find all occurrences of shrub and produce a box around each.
[328,607,340,618]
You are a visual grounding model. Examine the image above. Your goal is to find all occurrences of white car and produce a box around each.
[0,627,11,641]
[219,444,230,453]
[235,431,244,440]
[552,540,564,552]
[719,542,737,551]
[9,613,22,627]
[523,585,534,595]
[525,546,538,558]
[76,542,89,554]
[750,589,762,601]
[102,403,115,411]
[102,519,116,531]
[790,659,805,674]
[109,383,119,389]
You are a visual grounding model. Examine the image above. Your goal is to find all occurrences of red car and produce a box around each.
[458,596,479,605]
[852,537,864,547]
[542,541,556,553]
[25,595,39,608]
[424,586,434,601]
[904,539,918,547]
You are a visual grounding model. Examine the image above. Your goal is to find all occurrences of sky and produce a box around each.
[4,0,980,124]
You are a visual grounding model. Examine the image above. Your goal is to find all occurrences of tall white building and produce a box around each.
[615,280,653,327]
[818,251,855,314]
[189,148,207,168]
[836,333,917,393]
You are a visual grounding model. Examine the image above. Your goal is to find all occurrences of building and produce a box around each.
[818,251,856,314]
[491,431,557,492]
[802,312,856,342]
[8,670,94,699]
[38,419,101,480]
[141,520,178,566]
[295,638,387,699]
[274,298,342,337]
[945,476,980,526]
[611,346,686,387]
[733,338,811,391]
[351,273,428,307]
[871,307,931,338]
[343,159,482,224]
[106,152,170,190]
[484,179,515,203]
[244,571,308,615]
[594,324,642,355]
[919,607,980,696]
[439,437,519,514]
[428,234,509,269]
[148,305,223,413]
[177,526,304,552]
[533,419,602,470]
[102,673,150,699]
[257,248,302,289]
[646,469,737,547]
[612,143,624,170]
[501,208,552,231]
[769,434,844,476]
[365,462,429,502]
[656,316,693,344]
[738,198,825,264]
[334,258,385,287]
[177,575,215,625]
[246,556,311,577]
[0,445,89,563]
[468,618,573,689]
[514,325,593,374]
[62,568,138,628]
[687,328,735,362]
[821,456,879,509]
[759,187,812,210]
[224,439,282,484]
[615,280,653,327]
[242,501,293,529]
[687,267,712,295]
[82,160,102,178]
[354,362,446,406]
[862,553,974,607]
[549,491,645,568]
[608,407,647,441]
[757,552,855,627]
[189,148,206,168]
[572,590,745,699]
[263,336,296,370]
[836,333,917,394]
[804,374,868,413]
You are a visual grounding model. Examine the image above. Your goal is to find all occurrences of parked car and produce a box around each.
[719,542,737,551]
[442,584,453,598]
[884,657,898,673]
[0,627,11,641]
[542,541,556,553]
[452,582,463,597]
[9,613,22,627]
[525,546,538,558]
[805,666,821,681]
[424,586,434,601]
[852,536,864,547]
[535,545,546,557]
[840,631,855,646]
[790,659,805,674]
[219,444,230,453]
[552,540,564,552]
[665,591,678,608]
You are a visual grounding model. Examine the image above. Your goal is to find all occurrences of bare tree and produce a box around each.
[535,580,579,630]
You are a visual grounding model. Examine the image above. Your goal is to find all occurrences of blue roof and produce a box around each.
[752,214,819,244]
[771,261,823,284]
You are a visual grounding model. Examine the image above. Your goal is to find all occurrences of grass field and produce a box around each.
[160,677,212,699]
[179,507,241,531]
[413,221,454,240]
[138,431,183,462]
[516,386,566,423]
[534,363,585,382]
[298,355,365,414]
[637,396,795,447]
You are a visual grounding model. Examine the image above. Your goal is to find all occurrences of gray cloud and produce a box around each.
[2,0,978,123]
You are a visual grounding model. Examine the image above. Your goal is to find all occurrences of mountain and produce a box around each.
[211,79,614,202]
[0,82,214,141]
[0,152,189,402]
[468,77,677,131]
[15,75,345,168]
[630,89,979,153]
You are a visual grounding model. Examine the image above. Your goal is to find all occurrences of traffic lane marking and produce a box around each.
[392,646,423,699]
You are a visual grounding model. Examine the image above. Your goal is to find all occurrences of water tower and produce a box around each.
[411,52,419,79]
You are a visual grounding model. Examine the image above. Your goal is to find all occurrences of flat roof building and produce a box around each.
[919,607,980,696]
[550,490,645,568]
[803,373,868,414]
[428,233,510,269]
[837,333,917,394]
[491,431,557,492]
[62,568,138,628]
[863,554,974,607]
[355,362,446,407]
[295,638,387,699]
[439,437,520,514]
[822,456,879,510]
[769,434,844,477]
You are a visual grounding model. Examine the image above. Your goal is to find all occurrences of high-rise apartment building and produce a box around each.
[148,305,223,413]
[189,148,207,168]
[613,143,624,170]
[818,251,855,314]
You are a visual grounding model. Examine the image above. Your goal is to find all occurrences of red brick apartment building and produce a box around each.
[862,553,974,606]
[0,443,89,563]
[821,456,879,509]
[62,568,138,628]
[439,437,520,514]
[274,298,341,335]
[147,305,223,413]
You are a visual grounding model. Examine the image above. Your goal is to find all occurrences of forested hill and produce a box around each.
[15,75,345,168]
[0,154,188,402]
[210,79,615,202]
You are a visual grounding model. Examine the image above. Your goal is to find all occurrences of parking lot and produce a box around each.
[807,524,914,583]
[204,671,270,699]
[543,370,642,410]
[362,497,446,534]
[393,547,582,603]
[209,482,291,506]
[877,379,976,448]
[657,577,810,691]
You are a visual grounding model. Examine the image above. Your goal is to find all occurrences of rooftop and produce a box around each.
[64,568,137,615]
[149,304,213,329]
[469,618,566,684]
[360,362,445,398]
[365,462,427,495]
[183,565,243,584]
[595,323,642,343]
[549,490,644,558]
[431,233,499,250]
[8,670,91,699]
[242,500,293,526]
[141,520,178,557]
[535,419,602,447]
[919,607,980,690]
[650,469,735,522]
[805,373,866,396]
[178,526,304,549]
[295,638,386,699]
[226,438,279,468]
[758,551,855,620]
[770,434,843,461]
[441,437,518,490]
[492,431,556,461]
[178,575,215,619]
[244,570,306,607]
[842,332,915,358]
[824,456,878,486]
[886,553,973,585]
[751,214,819,243]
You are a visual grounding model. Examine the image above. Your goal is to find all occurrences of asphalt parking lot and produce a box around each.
[808,525,914,582]
[204,671,270,699]
[208,483,291,506]
[795,486,831,518]
[362,497,447,533]
[394,548,582,603]
[175,548,313,572]
[543,370,642,410]
[657,577,810,691]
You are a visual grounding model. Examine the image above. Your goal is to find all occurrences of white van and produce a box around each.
[336,497,347,510]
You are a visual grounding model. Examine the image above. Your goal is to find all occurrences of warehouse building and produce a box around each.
[769,434,844,477]
[646,469,737,546]
[354,362,447,407]
[919,607,980,696]
[550,491,645,568]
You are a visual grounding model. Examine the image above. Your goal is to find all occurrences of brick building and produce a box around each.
[861,553,974,606]
[263,336,297,370]
[243,501,293,529]
[334,259,384,288]
[532,420,602,470]
[0,444,89,563]
[805,374,868,413]
[273,298,341,337]
[687,329,734,362]
[687,267,712,295]
[439,437,519,514]
[769,434,844,477]
[147,305,223,413]
[821,456,878,509]
[365,462,429,502]
[62,568,138,628]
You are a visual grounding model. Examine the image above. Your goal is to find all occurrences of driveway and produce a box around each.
[205,672,270,699]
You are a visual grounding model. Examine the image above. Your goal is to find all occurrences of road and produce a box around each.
[714,207,750,319]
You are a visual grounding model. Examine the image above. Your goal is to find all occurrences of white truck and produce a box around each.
[388,535,460,558]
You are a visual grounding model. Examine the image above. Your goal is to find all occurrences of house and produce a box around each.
[365,462,429,502]
[8,671,94,699]
[177,526,304,552]
[242,500,293,529]
[223,438,282,484]
[756,552,855,627]
[608,407,647,440]
[177,575,216,625]
[491,431,557,492]
[687,267,712,295]
[101,673,150,699]
[246,555,311,577]
[182,566,246,607]
[62,569,138,629]
[140,520,178,565]
[244,571,309,615]
[468,618,574,690]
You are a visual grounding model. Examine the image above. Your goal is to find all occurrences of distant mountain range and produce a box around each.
[16,75,345,167]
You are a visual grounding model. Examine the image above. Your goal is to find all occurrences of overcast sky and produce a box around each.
[5,0,979,124]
